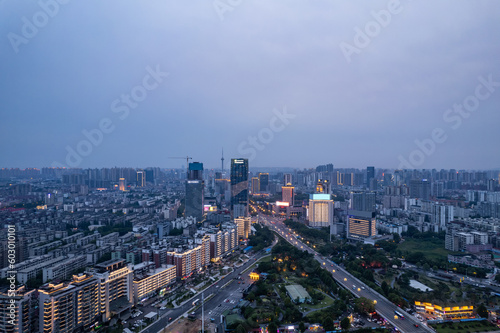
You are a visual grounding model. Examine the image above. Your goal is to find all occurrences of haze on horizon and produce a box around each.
[1,1,499,170]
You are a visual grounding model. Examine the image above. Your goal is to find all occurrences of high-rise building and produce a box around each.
[251,177,259,194]
[87,259,133,322]
[350,191,376,212]
[132,264,176,305]
[231,158,249,218]
[118,178,126,191]
[308,193,333,228]
[38,274,101,333]
[282,185,295,206]
[0,286,37,333]
[258,173,269,192]
[410,179,431,200]
[284,173,292,186]
[347,211,377,240]
[366,166,375,188]
[235,217,251,239]
[185,162,204,222]
[136,170,145,187]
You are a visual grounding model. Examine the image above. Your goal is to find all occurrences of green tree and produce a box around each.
[298,322,306,333]
[340,317,350,331]
[354,297,375,314]
[381,281,389,295]
[392,233,401,243]
[477,303,488,318]
[236,324,247,333]
[268,322,278,333]
[322,317,334,331]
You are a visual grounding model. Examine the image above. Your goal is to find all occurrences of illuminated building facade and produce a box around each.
[167,236,210,278]
[132,264,176,305]
[231,158,249,218]
[235,217,251,239]
[251,177,259,194]
[347,210,377,240]
[136,170,145,187]
[118,178,126,191]
[88,259,133,322]
[38,274,100,333]
[0,286,37,333]
[210,231,223,261]
[414,301,474,319]
[315,179,331,194]
[308,193,333,227]
[282,185,295,206]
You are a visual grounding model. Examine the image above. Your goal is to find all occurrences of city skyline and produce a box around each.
[1,1,500,170]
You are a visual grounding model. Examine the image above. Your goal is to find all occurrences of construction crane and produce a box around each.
[168,156,192,172]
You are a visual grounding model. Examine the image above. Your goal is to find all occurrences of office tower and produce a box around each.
[282,185,295,206]
[284,173,292,186]
[487,179,497,192]
[347,211,377,240]
[350,191,376,212]
[136,170,145,187]
[410,179,431,200]
[145,168,155,183]
[258,173,269,192]
[231,158,249,218]
[383,173,393,186]
[308,193,334,227]
[366,166,375,188]
[432,181,445,197]
[369,178,377,191]
[185,162,204,222]
[251,177,259,194]
[119,178,126,191]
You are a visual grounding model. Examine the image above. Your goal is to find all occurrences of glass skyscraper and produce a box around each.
[231,158,249,217]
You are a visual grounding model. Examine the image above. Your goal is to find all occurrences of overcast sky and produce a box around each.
[1,0,499,170]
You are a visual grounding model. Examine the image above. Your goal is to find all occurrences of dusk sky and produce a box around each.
[1,1,499,170]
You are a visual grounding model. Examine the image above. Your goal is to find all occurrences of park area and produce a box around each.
[430,320,499,333]
[398,238,450,261]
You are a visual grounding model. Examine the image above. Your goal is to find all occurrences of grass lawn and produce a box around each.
[299,294,335,312]
[399,239,450,261]
[430,320,498,333]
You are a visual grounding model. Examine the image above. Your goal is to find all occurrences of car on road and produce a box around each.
[414,324,419,328]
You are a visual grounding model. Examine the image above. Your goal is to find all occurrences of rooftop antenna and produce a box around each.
[221,148,224,174]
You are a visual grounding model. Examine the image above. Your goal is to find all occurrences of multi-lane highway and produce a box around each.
[141,249,271,333]
[260,215,434,333]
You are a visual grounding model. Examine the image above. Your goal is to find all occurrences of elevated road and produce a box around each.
[261,215,434,333]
